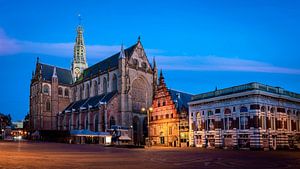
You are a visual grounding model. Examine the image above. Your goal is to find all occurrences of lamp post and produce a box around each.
[141,107,153,146]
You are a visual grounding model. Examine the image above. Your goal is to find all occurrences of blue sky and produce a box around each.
[1,0,300,121]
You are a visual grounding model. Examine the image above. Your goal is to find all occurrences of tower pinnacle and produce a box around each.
[71,18,88,82]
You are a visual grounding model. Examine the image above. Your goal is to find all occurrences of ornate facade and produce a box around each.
[150,71,192,147]
[30,25,157,144]
[189,82,300,149]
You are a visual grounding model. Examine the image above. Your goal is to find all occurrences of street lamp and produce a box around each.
[141,107,153,146]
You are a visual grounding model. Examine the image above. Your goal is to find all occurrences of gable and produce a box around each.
[128,42,152,70]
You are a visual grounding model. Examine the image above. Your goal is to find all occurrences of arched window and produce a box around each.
[85,116,89,130]
[94,80,98,96]
[103,77,107,94]
[109,116,116,129]
[162,100,166,106]
[270,107,275,113]
[112,74,117,91]
[158,101,161,107]
[43,85,49,94]
[65,89,69,97]
[80,85,83,100]
[46,100,51,111]
[240,106,248,113]
[94,114,99,132]
[58,87,63,96]
[261,106,266,112]
[86,83,90,98]
[224,108,231,115]
[73,88,76,101]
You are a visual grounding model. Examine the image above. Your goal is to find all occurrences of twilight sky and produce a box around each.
[1,0,300,121]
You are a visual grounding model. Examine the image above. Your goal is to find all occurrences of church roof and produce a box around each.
[81,43,137,80]
[168,89,193,111]
[62,91,117,113]
[40,63,73,85]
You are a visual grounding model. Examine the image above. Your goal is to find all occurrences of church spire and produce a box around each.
[71,14,88,82]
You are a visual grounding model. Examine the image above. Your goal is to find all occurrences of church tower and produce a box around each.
[71,22,88,81]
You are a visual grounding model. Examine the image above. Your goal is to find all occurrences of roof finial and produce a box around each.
[159,68,165,85]
[36,57,40,64]
[160,68,164,78]
[137,35,141,42]
[119,43,125,59]
[153,56,157,69]
[52,66,57,78]
[78,14,82,26]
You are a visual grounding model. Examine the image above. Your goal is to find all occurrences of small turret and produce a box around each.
[52,66,57,78]
[119,44,126,59]
[159,69,165,85]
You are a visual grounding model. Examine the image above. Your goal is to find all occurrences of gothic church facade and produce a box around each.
[30,25,157,144]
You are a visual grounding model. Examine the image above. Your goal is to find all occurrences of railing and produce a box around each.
[192,82,300,101]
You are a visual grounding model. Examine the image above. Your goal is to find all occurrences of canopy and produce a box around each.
[70,130,110,137]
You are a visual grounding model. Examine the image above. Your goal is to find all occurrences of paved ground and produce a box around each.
[0,141,300,169]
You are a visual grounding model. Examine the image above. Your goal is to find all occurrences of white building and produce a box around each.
[189,82,300,150]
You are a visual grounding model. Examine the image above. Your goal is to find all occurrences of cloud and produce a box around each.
[156,55,300,74]
[0,28,162,59]
[1,28,299,75]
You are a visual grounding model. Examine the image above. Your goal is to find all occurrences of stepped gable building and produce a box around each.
[189,82,300,150]
[29,24,157,144]
[150,70,192,147]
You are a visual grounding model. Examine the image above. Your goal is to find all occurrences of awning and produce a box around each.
[119,135,132,141]
[70,130,110,137]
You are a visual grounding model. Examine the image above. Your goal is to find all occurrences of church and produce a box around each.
[29,24,157,145]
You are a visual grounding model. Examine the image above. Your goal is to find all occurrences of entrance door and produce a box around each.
[160,137,165,144]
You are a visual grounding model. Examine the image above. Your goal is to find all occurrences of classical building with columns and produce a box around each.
[30,24,157,144]
[189,82,300,149]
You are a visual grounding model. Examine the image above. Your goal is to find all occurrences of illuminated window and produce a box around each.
[169,127,172,135]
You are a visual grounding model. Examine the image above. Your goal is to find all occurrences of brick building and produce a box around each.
[150,71,192,147]
[30,24,157,145]
[30,60,72,131]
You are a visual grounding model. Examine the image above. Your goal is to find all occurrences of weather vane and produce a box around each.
[78,14,82,25]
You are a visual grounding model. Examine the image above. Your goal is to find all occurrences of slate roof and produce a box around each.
[63,91,117,113]
[40,63,73,85]
[168,89,193,111]
[82,43,137,80]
